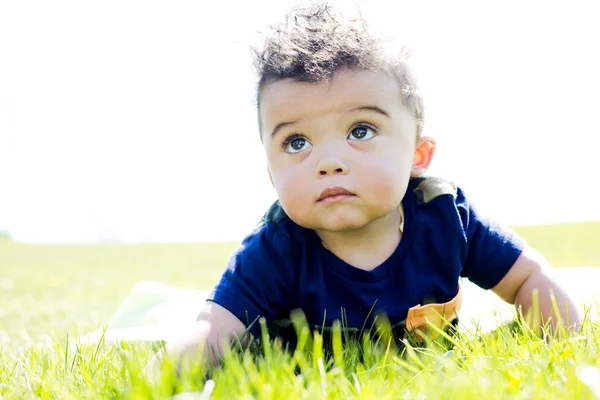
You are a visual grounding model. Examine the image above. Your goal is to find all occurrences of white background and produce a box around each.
[1,0,599,243]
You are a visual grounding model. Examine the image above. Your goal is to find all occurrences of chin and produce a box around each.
[312,215,368,232]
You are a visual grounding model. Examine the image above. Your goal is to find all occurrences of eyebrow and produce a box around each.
[271,120,298,139]
[349,105,390,118]
[269,105,390,138]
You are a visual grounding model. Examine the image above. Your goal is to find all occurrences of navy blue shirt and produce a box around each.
[208,177,525,339]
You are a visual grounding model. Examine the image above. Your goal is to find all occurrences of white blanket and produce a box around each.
[82,267,600,344]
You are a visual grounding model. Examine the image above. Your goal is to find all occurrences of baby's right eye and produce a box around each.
[283,135,312,154]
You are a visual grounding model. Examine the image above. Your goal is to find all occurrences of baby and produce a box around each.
[147,2,582,374]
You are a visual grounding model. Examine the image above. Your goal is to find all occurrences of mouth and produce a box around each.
[317,186,355,202]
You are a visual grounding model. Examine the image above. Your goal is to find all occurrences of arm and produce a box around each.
[144,301,249,381]
[491,244,583,332]
[454,185,582,333]
[144,218,297,380]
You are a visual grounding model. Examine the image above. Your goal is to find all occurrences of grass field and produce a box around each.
[1,221,599,398]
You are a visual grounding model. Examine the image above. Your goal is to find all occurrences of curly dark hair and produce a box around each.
[253,2,424,135]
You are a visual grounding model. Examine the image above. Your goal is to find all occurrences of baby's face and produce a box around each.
[259,69,418,233]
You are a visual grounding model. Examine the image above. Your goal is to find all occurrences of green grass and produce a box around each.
[0,220,599,398]
[513,221,600,267]
[0,241,237,347]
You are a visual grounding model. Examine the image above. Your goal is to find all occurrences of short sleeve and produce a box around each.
[207,223,297,338]
[457,187,526,289]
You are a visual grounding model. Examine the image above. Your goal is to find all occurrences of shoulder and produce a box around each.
[216,201,303,296]
[409,176,458,205]
[258,200,290,227]
[234,200,304,261]
[209,202,304,333]
[407,176,471,234]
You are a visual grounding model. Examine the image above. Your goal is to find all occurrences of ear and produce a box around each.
[410,136,436,177]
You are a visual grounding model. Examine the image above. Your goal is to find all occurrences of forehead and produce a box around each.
[258,69,403,134]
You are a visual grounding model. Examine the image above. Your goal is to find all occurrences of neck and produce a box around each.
[316,207,402,271]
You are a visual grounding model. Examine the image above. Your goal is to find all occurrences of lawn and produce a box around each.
[1,221,599,398]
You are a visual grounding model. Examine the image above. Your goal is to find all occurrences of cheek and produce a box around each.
[362,168,408,196]
[356,151,412,196]
[271,165,312,211]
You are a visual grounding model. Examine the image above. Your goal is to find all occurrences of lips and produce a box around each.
[317,186,355,202]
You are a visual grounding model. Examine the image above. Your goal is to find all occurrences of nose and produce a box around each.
[316,157,348,177]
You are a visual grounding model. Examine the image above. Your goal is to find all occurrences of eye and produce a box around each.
[347,124,377,141]
[283,135,312,154]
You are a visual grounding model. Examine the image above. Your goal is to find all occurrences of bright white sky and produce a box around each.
[0,0,599,243]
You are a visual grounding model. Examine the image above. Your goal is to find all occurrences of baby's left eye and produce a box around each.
[347,125,377,141]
